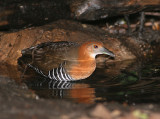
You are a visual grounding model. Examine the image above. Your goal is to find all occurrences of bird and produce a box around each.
[19,41,115,81]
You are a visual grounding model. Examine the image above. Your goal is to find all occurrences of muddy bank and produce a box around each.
[0,20,160,65]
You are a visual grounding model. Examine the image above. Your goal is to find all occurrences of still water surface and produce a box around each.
[0,58,160,104]
[24,58,160,104]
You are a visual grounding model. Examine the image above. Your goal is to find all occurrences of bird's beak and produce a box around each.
[101,47,115,58]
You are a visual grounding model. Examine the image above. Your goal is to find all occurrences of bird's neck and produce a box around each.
[67,49,96,80]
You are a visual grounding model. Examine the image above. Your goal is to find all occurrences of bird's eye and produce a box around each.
[94,45,98,49]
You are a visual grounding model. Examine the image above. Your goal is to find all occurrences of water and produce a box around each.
[1,58,160,104]
[23,58,160,104]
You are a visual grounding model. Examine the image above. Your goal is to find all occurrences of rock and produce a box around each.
[70,0,160,20]
[90,104,111,119]
[111,109,121,118]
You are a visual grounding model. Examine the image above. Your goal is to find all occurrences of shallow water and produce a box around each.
[1,58,160,104]
[23,58,160,104]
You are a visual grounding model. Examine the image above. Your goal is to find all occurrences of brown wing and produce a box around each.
[20,41,79,74]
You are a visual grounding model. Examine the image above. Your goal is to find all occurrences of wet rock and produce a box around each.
[90,104,111,119]
[70,0,160,20]
[111,109,121,118]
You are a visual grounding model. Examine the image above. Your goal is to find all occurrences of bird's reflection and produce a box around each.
[48,80,73,89]
[17,58,139,104]
[24,77,95,104]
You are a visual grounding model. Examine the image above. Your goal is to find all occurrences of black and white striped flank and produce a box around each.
[48,64,74,81]
[28,63,74,81]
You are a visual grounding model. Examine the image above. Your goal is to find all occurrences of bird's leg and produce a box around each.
[31,49,36,64]
[139,12,145,38]
[20,64,29,78]
[124,14,131,34]
[21,48,36,78]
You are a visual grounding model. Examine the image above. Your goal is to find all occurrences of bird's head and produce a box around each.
[79,41,115,59]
